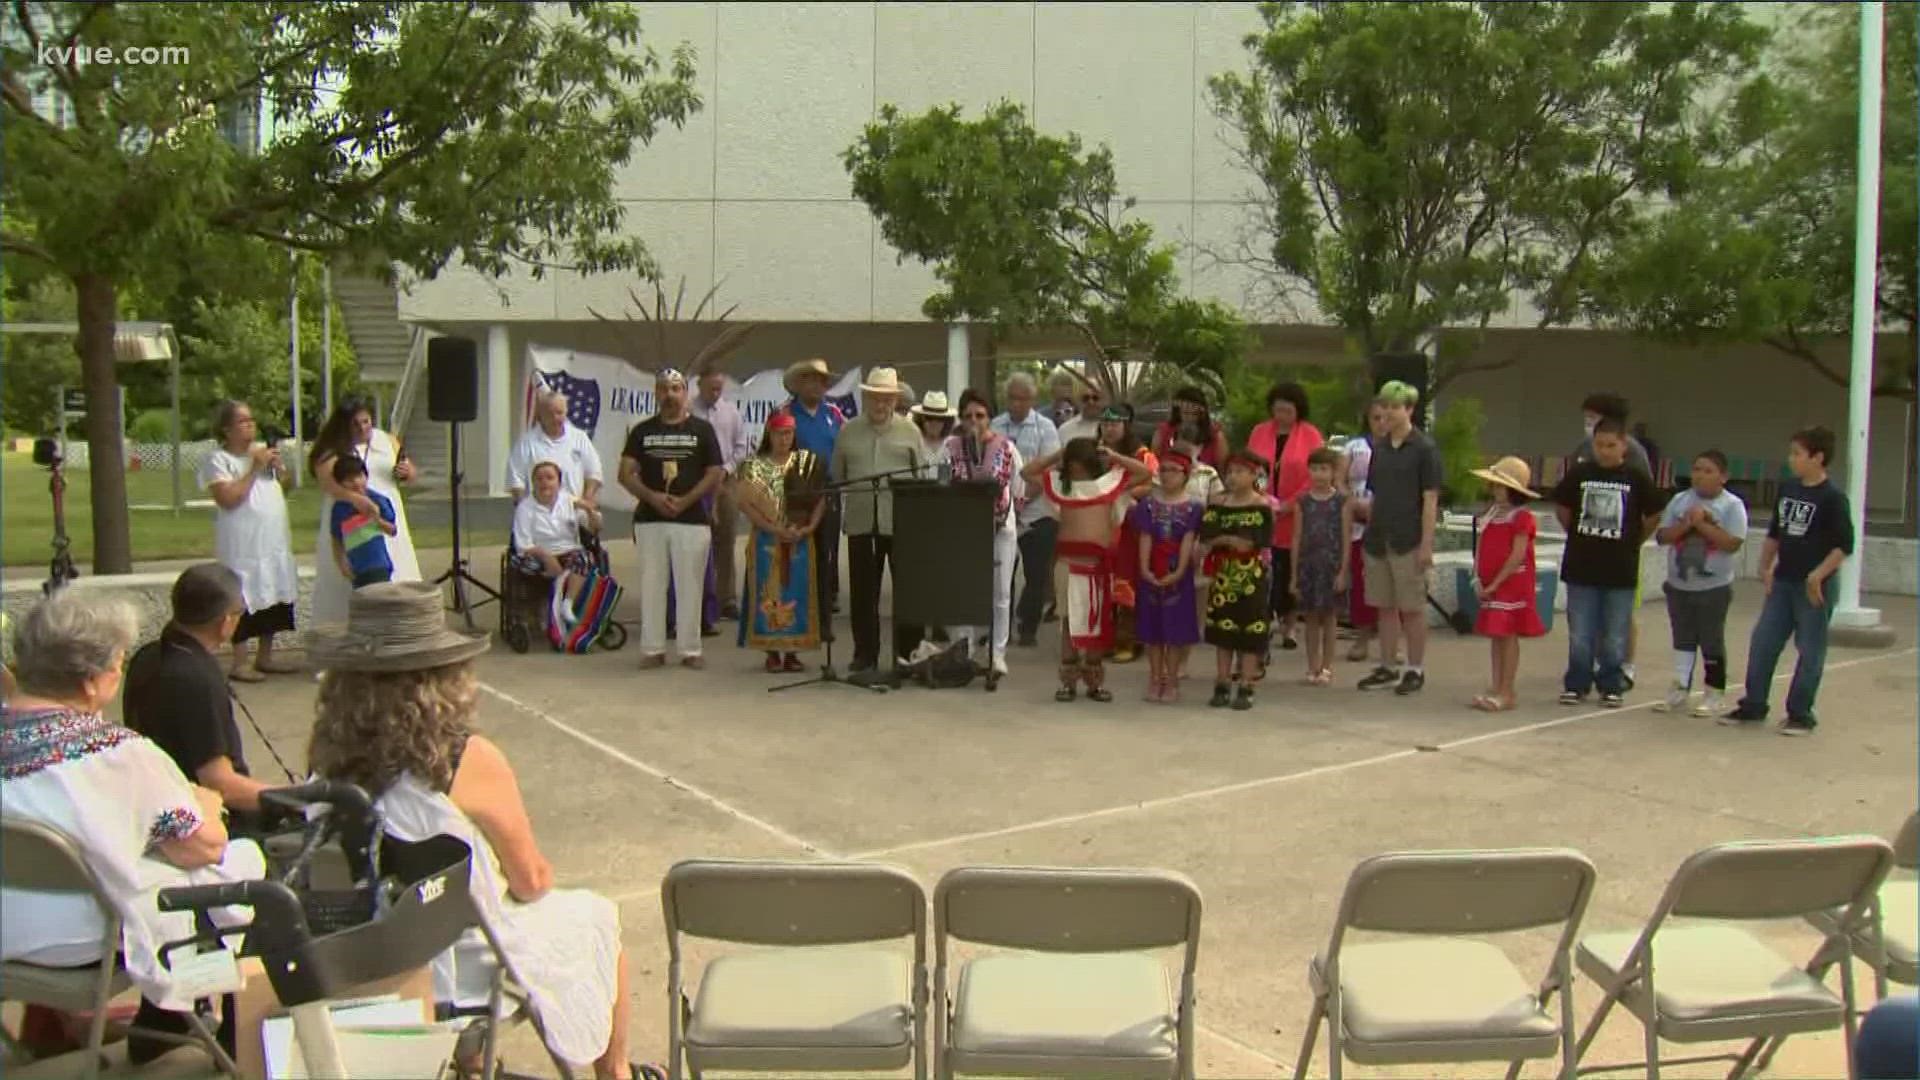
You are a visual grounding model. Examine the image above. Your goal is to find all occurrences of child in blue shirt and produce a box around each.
[328,456,398,588]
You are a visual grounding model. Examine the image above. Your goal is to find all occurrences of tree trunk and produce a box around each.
[75,273,133,574]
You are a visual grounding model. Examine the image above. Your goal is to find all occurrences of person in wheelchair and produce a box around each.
[1,590,266,1062]
[511,461,606,605]
[308,583,639,1078]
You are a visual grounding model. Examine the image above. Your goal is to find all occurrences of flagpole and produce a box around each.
[1832,0,1886,637]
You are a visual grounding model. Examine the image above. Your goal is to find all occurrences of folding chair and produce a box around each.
[0,817,237,1078]
[932,865,1202,1080]
[1293,848,1596,1080]
[662,859,928,1080]
[1572,836,1894,1080]
[1804,812,1920,1000]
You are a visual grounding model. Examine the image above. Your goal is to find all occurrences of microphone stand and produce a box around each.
[768,464,927,694]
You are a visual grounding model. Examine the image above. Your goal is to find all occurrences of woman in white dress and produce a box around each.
[198,400,301,681]
[307,398,420,625]
[0,591,266,1059]
[307,582,640,1078]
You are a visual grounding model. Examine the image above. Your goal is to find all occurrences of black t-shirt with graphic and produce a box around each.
[621,414,723,528]
[1768,479,1855,582]
[1551,460,1667,589]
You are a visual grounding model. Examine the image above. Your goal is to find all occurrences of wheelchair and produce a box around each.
[498,527,627,654]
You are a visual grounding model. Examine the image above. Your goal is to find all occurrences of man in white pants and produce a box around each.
[619,370,725,668]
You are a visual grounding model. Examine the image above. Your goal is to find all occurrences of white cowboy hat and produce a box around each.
[859,367,904,395]
[783,357,832,394]
[307,582,492,673]
[911,391,956,419]
[1470,455,1542,501]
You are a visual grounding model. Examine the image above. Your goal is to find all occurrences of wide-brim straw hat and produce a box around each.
[911,390,956,419]
[783,357,832,394]
[307,582,491,673]
[1471,455,1541,501]
[859,366,903,395]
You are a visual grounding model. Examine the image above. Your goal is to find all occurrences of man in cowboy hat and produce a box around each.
[782,357,846,612]
[831,367,928,676]
[619,368,726,669]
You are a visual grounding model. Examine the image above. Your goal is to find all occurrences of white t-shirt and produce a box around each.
[1659,487,1749,591]
[506,424,603,498]
[512,495,583,556]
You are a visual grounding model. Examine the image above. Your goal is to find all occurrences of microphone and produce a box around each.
[963,431,980,470]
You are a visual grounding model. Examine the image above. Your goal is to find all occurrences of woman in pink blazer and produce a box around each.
[1246,382,1323,656]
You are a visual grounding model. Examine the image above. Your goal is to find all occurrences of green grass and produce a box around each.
[1,451,504,567]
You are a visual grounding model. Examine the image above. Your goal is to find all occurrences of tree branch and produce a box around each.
[1,231,58,267]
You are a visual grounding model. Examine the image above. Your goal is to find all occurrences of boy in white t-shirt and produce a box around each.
[1652,449,1748,716]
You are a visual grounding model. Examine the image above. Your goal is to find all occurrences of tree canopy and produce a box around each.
[1583,3,1916,401]
[1208,0,1769,392]
[844,101,1247,403]
[2,1,699,571]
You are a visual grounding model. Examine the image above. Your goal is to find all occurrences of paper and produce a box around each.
[263,996,453,1079]
[169,946,244,998]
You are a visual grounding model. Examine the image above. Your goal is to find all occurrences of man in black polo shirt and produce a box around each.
[124,564,271,833]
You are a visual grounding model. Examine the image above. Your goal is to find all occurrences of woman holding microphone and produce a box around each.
[197,400,301,681]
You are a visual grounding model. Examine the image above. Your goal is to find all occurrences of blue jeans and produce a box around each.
[1738,580,1833,721]
[1564,584,1634,695]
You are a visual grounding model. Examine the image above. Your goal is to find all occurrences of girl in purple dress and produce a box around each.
[1129,451,1205,702]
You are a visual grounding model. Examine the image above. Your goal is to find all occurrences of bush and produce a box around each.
[129,409,175,443]
[1220,358,1370,444]
[1431,396,1486,507]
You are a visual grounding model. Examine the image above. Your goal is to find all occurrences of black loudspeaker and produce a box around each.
[891,480,995,627]
[427,337,480,423]
[1370,351,1429,404]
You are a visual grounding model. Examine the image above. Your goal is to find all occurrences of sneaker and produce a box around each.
[1016,630,1039,648]
[990,657,1008,677]
[1231,686,1255,711]
[1055,686,1077,702]
[1358,666,1400,691]
[1718,704,1768,727]
[1779,716,1817,737]
[1691,690,1726,718]
[680,655,706,670]
[1087,688,1114,703]
[1621,663,1637,691]
[1208,683,1231,708]
[1600,692,1625,708]
[1393,669,1425,696]
[1654,682,1690,714]
[638,653,667,670]
[1558,690,1586,706]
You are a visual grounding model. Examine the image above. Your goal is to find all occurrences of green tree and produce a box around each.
[1583,3,1916,401]
[1,276,82,434]
[844,102,1248,403]
[1208,1,1769,394]
[2,2,699,571]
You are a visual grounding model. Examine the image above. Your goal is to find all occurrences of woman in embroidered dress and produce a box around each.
[0,591,266,1061]
[943,390,1022,676]
[1201,451,1276,710]
[307,582,640,1078]
[1128,452,1203,702]
[308,398,420,626]
[734,412,826,673]
[199,400,301,682]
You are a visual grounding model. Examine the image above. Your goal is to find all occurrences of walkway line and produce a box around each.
[1200,1020,1292,1074]
[477,681,840,858]
[850,646,1916,861]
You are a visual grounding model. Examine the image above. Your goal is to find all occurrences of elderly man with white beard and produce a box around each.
[830,367,928,676]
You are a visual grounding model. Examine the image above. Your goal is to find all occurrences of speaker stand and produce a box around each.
[429,421,500,630]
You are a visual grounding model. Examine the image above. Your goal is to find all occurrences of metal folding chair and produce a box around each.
[662,858,927,1080]
[1293,848,1596,1080]
[1572,836,1894,1080]
[933,865,1201,1080]
[1803,812,1920,1001]
[1,816,237,1077]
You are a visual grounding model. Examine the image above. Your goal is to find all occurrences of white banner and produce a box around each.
[522,343,864,511]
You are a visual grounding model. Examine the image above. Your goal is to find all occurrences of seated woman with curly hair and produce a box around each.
[306,582,638,1078]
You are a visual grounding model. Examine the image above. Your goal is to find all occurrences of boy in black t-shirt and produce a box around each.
[1550,419,1666,707]
[1723,426,1856,735]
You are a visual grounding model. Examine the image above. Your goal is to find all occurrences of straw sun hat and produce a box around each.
[783,357,832,394]
[307,581,491,673]
[910,391,956,420]
[1470,455,1541,501]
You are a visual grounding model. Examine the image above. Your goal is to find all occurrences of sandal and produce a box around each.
[1086,688,1114,703]
[1056,686,1078,703]
[1469,695,1505,712]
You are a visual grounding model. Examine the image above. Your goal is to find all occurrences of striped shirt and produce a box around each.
[330,491,396,580]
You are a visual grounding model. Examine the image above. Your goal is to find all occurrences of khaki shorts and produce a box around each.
[1363,550,1426,614]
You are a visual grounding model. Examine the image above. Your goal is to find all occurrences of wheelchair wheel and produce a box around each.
[597,620,628,651]
[503,620,532,654]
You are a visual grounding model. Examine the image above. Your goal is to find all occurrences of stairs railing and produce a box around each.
[387,325,433,436]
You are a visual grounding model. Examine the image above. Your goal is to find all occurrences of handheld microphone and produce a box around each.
[962,431,980,470]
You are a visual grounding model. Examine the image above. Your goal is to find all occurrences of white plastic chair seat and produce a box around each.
[1578,925,1844,1040]
[1309,939,1560,1062]
[686,946,912,1056]
[950,952,1176,1077]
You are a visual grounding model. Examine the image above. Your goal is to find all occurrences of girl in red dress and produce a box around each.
[1470,457,1547,711]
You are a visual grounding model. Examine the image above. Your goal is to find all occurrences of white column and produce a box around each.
[486,323,511,497]
[1834,0,1882,628]
[946,322,969,397]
